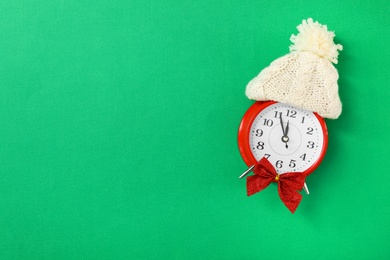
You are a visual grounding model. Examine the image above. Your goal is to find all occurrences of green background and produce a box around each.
[0,0,389,259]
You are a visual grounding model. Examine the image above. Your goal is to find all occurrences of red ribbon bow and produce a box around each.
[246,157,306,213]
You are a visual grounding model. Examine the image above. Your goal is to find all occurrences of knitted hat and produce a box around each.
[245,18,343,119]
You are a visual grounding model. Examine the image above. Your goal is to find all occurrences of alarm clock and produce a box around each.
[238,101,328,189]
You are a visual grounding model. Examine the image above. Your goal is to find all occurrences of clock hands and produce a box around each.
[285,120,289,136]
[284,120,290,149]
[279,112,285,135]
[279,113,289,149]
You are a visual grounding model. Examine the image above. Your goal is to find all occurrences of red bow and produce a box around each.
[246,157,306,214]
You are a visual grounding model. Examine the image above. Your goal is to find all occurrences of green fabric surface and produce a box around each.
[0,0,389,259]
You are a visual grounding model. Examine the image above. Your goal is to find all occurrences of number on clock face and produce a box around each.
[249,103,325,174]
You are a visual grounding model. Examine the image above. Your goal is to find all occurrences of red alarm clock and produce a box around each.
[238,101,328,190]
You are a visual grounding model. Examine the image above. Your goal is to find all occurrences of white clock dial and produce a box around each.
[249,103,325,174]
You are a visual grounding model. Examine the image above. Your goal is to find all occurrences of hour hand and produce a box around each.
[280,114,289,149]
[285,120,289,136]
[283,121,289,149]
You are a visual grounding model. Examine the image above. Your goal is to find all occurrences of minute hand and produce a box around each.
[285,120,289,136]
[279,113,285,135]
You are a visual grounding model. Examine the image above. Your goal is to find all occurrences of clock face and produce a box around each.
[238,101,328,176]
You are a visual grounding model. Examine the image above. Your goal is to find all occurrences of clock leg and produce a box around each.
[239,165,254,179]
[303,182,310,195]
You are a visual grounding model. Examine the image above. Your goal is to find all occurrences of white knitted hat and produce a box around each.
[245,18,343,119]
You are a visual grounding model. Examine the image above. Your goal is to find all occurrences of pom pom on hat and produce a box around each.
[290,18,343,64]
[245,18,343,119]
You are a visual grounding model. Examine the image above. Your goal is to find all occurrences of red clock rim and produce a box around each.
[237,101,328,176]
